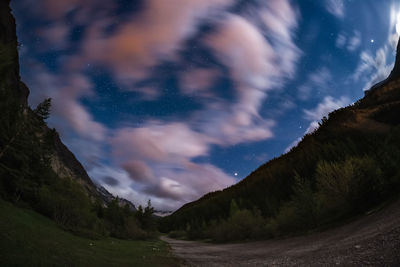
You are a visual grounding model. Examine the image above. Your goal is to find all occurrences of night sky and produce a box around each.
[11,0,400,210]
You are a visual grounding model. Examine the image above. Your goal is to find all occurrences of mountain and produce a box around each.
[0,0,154,241]
[160,38,400,240]
[0,0,134,211]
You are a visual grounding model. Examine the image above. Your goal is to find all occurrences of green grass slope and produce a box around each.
[0,200,179,267]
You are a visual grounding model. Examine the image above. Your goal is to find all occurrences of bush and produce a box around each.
[316,156,384,217]
[274,174,319,233]
[206,206,265,242]
[124,216,148,240]
[37,178,97,231]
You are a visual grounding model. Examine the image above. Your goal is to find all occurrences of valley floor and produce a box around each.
[163,199,400,266]
[0,200,179,267]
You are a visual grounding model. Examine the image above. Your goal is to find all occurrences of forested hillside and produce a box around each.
[160,39,400,242]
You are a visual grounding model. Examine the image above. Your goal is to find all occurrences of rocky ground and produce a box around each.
[162,199,400,266]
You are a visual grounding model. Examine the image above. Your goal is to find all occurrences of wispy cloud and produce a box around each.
[303,96,350,122]
[353,4,400,92]
[325,0,345,19]
[25,63,107,142]
[336,31,362,52]
[298,67,332,101]
[353,48,394,91]
[347,31,362,52]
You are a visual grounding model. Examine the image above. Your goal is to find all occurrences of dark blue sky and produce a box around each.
[11,0,400,210]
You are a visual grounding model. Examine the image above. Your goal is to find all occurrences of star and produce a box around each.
[370,39,374,43]
[234,172,238,177]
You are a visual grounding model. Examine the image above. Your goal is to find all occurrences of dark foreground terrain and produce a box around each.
[0,200,179,267]
[163,198,400,266]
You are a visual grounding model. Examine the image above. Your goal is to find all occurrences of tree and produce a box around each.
[229,199,240,217]
[34,98,52,120]
[135,200,156,231]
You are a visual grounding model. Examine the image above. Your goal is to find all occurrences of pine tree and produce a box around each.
[34,98,52,120]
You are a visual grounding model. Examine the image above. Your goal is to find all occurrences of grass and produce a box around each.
[0,199,180,266]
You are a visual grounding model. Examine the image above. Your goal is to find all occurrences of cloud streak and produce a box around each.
[325,0,345,19]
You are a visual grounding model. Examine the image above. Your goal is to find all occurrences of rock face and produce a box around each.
[0,0,98,198]
[50,131,100,198]
[0,0,25,107]
[0,0,135,208]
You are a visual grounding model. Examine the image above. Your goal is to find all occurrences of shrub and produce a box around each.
[274,173,319,233]
[37,178,96,231]
[206,207,265,242]
[316,156,384,217]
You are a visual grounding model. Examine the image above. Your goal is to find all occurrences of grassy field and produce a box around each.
[0,200,179,266]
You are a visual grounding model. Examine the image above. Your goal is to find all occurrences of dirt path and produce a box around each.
[162,199,400,266]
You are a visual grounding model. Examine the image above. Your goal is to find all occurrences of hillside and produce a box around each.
[0,0,152,241]
[160,39,400,240]
[0,0,131,205]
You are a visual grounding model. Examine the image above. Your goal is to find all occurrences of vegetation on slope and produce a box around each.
[161,49,400,242]
[0,199,178,267]
[0,0,158,241]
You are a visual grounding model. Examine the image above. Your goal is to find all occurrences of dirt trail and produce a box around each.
[162,199,400,266]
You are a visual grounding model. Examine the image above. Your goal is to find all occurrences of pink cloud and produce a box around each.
[41,0,82,18]
[122,160,155,183]
[77,0,234,84]
[198,1,300,144]
[110,122,237,206]
[180,68,220,97]
[111,123,212,163]
[38,23,70,50]
[36,0,114,22]
[143,162,235,203]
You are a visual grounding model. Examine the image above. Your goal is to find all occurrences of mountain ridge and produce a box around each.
[176,37,400,211]
[161,37,400,239]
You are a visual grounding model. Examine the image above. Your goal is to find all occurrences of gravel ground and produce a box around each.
[162,199,400,266]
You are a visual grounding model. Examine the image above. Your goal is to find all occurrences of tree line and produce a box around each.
[160,100,400,242]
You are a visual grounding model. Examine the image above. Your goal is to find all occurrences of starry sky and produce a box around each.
[11,0,400,211]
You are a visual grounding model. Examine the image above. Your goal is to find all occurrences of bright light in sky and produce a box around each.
[370,39,374,43]
[234,173,238,177]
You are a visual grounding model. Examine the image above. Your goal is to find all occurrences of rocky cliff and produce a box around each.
[0,0,134,208]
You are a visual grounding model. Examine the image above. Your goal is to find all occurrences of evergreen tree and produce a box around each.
[34,98,52,120]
